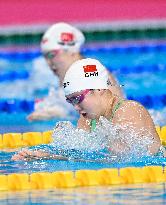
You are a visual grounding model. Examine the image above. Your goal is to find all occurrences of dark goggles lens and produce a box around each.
[66,90,90,105]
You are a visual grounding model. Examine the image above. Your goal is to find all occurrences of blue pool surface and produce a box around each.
[1,151,166,204]
[1,150,166,174]
[0,113,78,133]
[0,183,166,205]
[0,40,166,204]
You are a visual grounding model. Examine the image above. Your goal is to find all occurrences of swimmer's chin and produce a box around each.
[81,113,96,119]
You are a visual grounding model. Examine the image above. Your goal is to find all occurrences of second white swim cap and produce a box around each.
[41,22,85,53]
[63,58,109,96]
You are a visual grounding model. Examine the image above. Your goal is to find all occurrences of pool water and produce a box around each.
[0,40,166,204]
[0,112,78,133]
[1,42,166,99]
[0,41,166,133]
[0,183,166,205]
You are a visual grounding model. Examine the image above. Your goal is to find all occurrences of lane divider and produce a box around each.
[107,64,166,73]
[0,99,34,113]
[0,126,166,149]
[0,165,166,191]
[0,94,166,113]
[0,70,29,82]
[0,50,41,60]
[1,63,165,83]
[82,44,166,55]
[1,44,166,61]
[127,94,166,109]
[0,131,53,149]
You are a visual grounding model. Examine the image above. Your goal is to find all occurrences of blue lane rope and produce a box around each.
[82,44,166,54]
[0,43,166,61]
[106,64,166,73]
[0,94,165,113]
[0,70,29,82]
[0,49,41,61]
[0,63,165,82]
[0,43,165,82]
[0,64,166,83]
[0,99,34,113]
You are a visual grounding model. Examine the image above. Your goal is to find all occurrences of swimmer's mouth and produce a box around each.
[52,68,60,76]
[82,113,87,117]
[52,69,58,74]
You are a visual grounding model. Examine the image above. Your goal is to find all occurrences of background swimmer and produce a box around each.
[28,22,123,121]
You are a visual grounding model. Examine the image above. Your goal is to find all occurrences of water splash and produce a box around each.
[51,117,154,163]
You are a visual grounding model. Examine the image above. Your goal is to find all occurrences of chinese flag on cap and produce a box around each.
[83,65,97,73]
[61,33,74,42]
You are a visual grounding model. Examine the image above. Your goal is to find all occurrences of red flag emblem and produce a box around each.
[61,33,74,42]
[83,65,97,73]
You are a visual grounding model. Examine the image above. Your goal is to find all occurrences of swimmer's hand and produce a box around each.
[11,149,68,161]
[27,108,66,121]
[27,111,53,121]
[11,149,117,163]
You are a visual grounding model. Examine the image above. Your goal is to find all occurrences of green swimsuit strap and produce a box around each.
[90,99,125,132]
[90,118,97,132]
[110,98,125,122]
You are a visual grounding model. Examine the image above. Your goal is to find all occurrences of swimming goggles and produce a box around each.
[66,89,90,105]
[43,50,59,59]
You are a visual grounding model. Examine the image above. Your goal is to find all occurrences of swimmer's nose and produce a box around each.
[45,57,54,67]
[73,104,81,112]
[46,58,52,66]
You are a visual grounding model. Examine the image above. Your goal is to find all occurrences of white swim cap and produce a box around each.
[63,58,109,96]
[41,22,85,53]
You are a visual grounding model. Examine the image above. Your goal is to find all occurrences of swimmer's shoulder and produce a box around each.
[119,99,146,112]
[112,99,148,123]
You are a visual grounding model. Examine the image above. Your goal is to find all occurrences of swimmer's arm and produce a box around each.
[27,111,54,121]
[27,107,66,121]
[11,149,110,163]
[11,149,68,161]
[112,101,161,155]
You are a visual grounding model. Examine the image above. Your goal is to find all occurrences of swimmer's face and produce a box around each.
[43,50,61,75]
[66,89,90,105]
[66,89,101,119]
[43,50,72,77]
